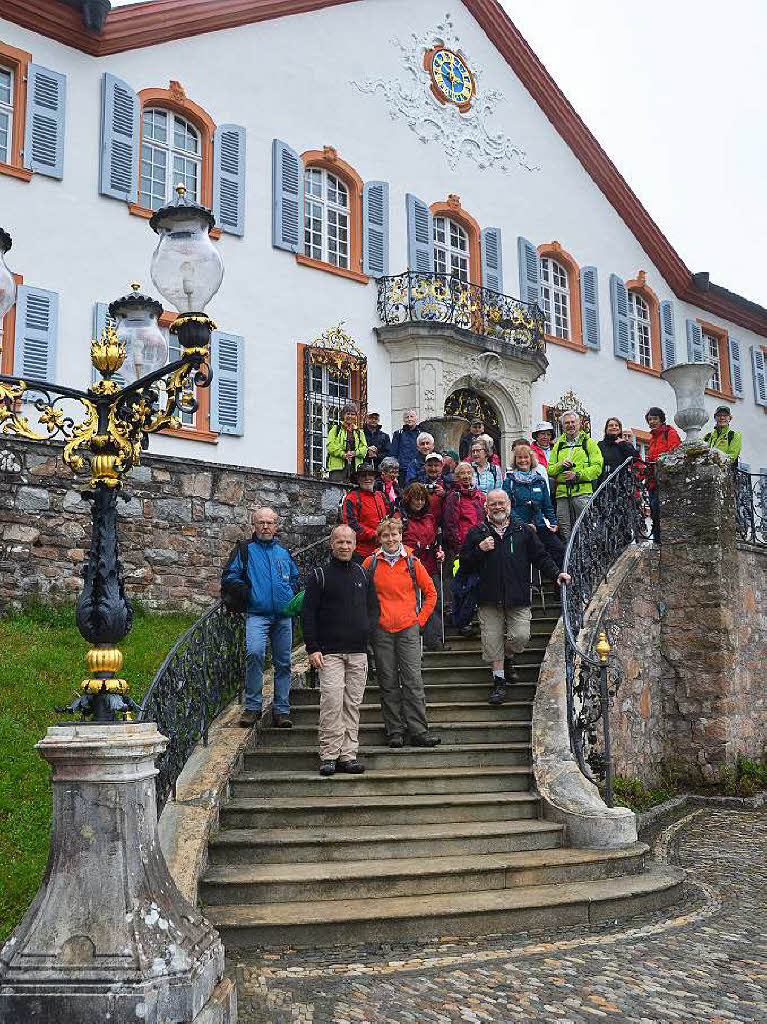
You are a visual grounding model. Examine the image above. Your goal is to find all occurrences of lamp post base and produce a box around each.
[0,723,236,1024]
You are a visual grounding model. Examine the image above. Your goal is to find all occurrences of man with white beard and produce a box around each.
[459,490,571,706]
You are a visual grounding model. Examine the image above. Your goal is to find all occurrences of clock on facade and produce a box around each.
[424,47,476,112]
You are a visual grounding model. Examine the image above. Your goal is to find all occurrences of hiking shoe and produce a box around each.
[271,712,293,729]
[238,709,262,727]
[409,733,441,748]
[488,684,510,705]
[424,640,452,652]
[336,759,365,774]
[388,735,405,748]
[319,760,336,776]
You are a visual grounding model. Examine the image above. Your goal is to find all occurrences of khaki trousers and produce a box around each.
[477,603,532,663]
[318,653,368,761]
[372,624,429,740]
[555,494,589,541]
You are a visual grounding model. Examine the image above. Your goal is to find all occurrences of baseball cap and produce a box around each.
[425,452,443,463]
[531,421,555,435]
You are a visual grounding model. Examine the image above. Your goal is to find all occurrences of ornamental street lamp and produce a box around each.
[0,184,224,723]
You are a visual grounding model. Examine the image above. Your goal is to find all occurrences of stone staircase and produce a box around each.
[202,585,684,948]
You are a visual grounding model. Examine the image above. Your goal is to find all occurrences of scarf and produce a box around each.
[510,469,539,484]
[380,544,406,567]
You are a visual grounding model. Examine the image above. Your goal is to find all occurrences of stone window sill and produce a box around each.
[158,426,218,444]
[0,162,33,182]
[705,387,736,401]
[627,361,662,378]
[544,332,587,354]
[295,253,369,284]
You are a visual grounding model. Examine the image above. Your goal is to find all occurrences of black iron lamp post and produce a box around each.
[0,185,224,722]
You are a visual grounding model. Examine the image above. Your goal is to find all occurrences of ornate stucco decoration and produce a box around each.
[351,13,539,174]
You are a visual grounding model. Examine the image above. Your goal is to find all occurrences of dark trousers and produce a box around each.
[539,526,566,569]
[649,490,660,543]
[372,623,429,739]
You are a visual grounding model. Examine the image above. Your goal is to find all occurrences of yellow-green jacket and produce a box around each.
[547,431,604,498]
[325,424,368,473]
[704,426,742,463]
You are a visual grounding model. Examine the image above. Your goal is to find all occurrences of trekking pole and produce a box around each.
[439,559,445,645]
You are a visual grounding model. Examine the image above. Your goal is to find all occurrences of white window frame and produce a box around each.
[540,257,571,340]
[140,108,202,212]
[703,330,722,392]
[628,291,652,367]
[307,362,351,476]
[0,65,14,167]
[434,216,469,283]
[303,168,350,269]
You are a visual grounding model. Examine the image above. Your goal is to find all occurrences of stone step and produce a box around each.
[219,791,540,830]
[200,843,649,907]
[207,818,564,867]
[243,742,532,772]
[256,720,531,748]
[439,636,551,653]
[205,865,686,948]
[420,664,540,684]
[290,680,537,707]
[288,700,533,726]
[231,765,534,798]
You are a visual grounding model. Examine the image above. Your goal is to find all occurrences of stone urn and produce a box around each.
[660,361,714,442]
[419,415,470,457]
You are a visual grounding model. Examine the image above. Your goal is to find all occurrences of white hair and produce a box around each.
[479,433,495,451]
[486,488,511,504]
[560,409,580,424]
[417,431,434,444]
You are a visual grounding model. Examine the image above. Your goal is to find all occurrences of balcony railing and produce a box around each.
[377,271,546,353]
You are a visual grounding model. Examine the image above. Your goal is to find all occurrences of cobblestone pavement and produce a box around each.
[231,809,766,1023]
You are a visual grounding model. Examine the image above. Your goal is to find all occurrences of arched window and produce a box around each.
[540,256,571,341]
[304,167,350,269]
[434,216,470,282]
[140,108,202,211]
[628,291,652,367]
[0,65,13,166]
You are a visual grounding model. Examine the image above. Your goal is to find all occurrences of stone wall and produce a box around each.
[0,438,344,613]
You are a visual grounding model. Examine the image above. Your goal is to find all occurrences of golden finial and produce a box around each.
[175,182,187,196]
[131,281,141,292]
[596,631,611,663]
[91,324,126,377]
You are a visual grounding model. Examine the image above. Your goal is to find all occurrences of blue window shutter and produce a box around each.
[100,73,139,202]
[13,285,58,382]
[579,266,600,350]
[406,194,434,273]
[272,139,301,252]
[213,124,246,236]
[686,319,705,362]
[363,180,389,277]
[24,65,66,179]
[481,227,503,293]
[728,336,744,398]
[660,300,677,368]
[91,302,127,387]
[517,236,540,309]
[609,273,631,360]
[211,331,244,435]
[751,345,767,407]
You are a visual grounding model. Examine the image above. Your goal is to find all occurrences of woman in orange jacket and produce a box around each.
[363,517,439,748]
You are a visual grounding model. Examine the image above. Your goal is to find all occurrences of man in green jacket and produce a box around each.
[704,406,742,465]
[547,411,604,540]
[326,404,368,482]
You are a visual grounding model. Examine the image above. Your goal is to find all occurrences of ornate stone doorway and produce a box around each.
[444,388,501,457]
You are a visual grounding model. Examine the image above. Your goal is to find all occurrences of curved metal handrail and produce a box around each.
[139,532,331,813]
[734,468,767,548]
[559,457,651,804]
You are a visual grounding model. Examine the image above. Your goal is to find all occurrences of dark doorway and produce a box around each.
[444,389,501,458]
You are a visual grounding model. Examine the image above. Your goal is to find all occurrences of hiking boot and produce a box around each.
[271,712,293,729]
[424,640,452,652]
[319,760,336,776]
[336,759,365,774]
[388,735,405,748]
[488,684,510,705]
[409,733,441,748]
[238,709,262,727]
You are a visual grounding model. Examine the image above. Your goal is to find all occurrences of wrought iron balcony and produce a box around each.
[377,271,545,352]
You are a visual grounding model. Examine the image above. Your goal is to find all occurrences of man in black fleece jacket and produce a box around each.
[460,489,570,706]
[301,525,380,776]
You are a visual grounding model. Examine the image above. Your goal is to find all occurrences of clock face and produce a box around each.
[430,48,474,107]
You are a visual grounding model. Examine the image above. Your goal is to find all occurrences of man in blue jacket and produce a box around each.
[223,506,300,728]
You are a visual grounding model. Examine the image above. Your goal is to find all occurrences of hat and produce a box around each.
[444,449,459,462]
[714,406,732,417]
[470,417,484,426]
[531,421,555,436]
[354,461,377,480]
[425,452,443,463]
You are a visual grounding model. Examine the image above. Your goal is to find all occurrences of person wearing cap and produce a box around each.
[704,407,742,465]
[340,462,396,561]
[459,418,485,461]
[422,452,447,518]
[363,411,391,471]
[405,431,436,485]
[530,422,556,469]
[325,403,367,482]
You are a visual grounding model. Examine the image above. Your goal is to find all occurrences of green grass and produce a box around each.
[0,603,195,942]
[613,755,767,813]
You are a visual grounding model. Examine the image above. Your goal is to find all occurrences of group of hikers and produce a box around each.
[221,401,744,777]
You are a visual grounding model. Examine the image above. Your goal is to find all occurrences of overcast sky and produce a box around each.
[111,0,766,303]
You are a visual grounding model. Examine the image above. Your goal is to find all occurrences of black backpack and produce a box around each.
[221,539,250,613]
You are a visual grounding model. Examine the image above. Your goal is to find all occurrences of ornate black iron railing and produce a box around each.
[139,533,331,813]
[560,459,651,806]
[734,468,767,548]
[377,271,546,352]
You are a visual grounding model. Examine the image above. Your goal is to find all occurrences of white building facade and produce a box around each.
[1,0,765,476]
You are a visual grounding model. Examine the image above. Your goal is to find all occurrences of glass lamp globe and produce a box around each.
[108,285,167,384]
[149,185,223,314]
[0,228,17,320]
